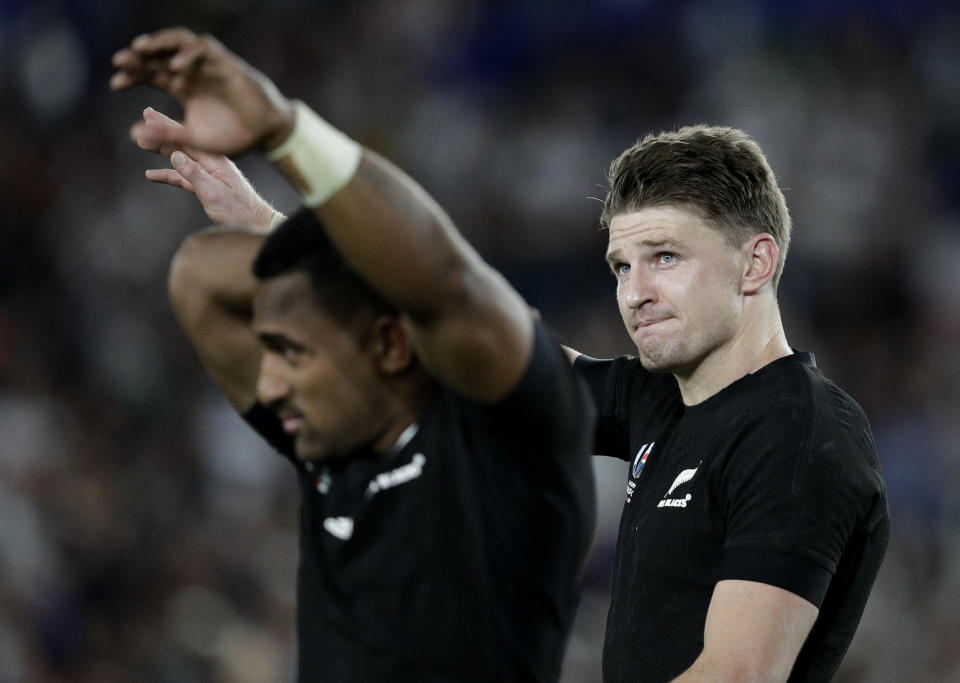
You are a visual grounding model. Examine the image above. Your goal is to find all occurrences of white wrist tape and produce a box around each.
[266,100,362,207]
[267,210,287,232]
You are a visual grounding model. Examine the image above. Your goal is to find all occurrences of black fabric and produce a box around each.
[720,547,833,607]
[243,321,596,682]
[574,352,889,683]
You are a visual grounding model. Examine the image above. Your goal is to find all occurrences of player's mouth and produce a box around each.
[283,417,304,434]
[277,411,305,434]
[634,316,672,331]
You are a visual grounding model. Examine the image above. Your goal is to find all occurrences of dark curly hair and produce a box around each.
[253,208,394,322]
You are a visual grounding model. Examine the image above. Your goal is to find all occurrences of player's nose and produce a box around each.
[256,353,292,406]
[622,267,655,309]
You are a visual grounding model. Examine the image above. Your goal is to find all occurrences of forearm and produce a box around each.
[310,151,485,324]
[265,101,486,325]
[168,227,265,411]
[268,107,532,401]
[670,580,816,683]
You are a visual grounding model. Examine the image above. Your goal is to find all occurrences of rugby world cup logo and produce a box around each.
[633,442,654,478]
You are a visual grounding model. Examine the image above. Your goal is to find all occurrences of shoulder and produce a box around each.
[454,321,594,440]
[762,355,874,459]
[574,353,677,403]
[731,354,869,437]
[721,353,882,495]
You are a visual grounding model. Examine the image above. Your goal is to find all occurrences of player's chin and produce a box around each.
[634,341,685,374]
[293,434,327,463]
[294,433,351,464]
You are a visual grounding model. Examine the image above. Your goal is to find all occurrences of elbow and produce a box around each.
[168,233,203,316]
[168,231,221,326]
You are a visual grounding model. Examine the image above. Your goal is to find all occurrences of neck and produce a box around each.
[675,300,791,406]
[370,373,437,455]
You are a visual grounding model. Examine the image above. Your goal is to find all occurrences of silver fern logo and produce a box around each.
[667,467,698,495]
[658,463,701,509]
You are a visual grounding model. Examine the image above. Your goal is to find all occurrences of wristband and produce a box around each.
[267,210,287,232]
[266,100,362,207]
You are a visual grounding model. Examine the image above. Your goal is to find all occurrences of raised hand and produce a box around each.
[111,28,294,156]
[135,107,282,230]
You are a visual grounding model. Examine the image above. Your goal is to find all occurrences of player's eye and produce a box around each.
[657,252,678,265]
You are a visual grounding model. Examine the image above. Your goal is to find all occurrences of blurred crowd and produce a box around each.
[1,1,958,681]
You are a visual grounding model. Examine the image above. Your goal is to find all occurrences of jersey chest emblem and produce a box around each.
[657,462,701,509]
[625,442,655,503]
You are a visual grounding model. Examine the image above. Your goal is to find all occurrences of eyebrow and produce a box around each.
[257,331,304,352]
[606,238,684,263]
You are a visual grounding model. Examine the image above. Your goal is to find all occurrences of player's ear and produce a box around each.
[365,314,415,375]
[741,233,779,295]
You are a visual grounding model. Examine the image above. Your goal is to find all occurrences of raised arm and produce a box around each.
[113,28,532,403]
[313,151,532,402]
[167,227,265,412]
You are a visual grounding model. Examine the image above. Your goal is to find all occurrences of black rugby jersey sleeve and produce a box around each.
[716,386,882,608]
[241,401,298,464]
[573,355,636,461]
[484,321,594,453]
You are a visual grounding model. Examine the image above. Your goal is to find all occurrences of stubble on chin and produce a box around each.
[634,336,684,374]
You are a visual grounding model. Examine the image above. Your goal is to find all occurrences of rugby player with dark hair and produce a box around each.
[113,29,596,683]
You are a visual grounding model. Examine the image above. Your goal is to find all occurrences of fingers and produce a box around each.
[143,107,182,127]
[134,108,182,154]
[169,150,209,189]
[135,134,185,159]
[110,28,203,91]
[131,119,192,148]
[129,28,198,58]
[110,60,174,91]
[111,48,140,71]
[168,40,208,73]
[145,168,197,194]
[133,110,233,165]
[130,28,220,81]
[110,44,162,90]
[110,68,140,91]
[143,149,210,197]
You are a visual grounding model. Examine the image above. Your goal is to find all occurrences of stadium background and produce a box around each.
[1,0,958,680]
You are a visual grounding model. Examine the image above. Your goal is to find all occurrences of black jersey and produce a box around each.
[245,321,596,682]
[575,352,888,683]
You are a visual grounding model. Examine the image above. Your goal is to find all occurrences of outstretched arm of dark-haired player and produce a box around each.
[167,226,266,412]
[134,108,276,413]
[132,107,275,412]
[113,28,533,403]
